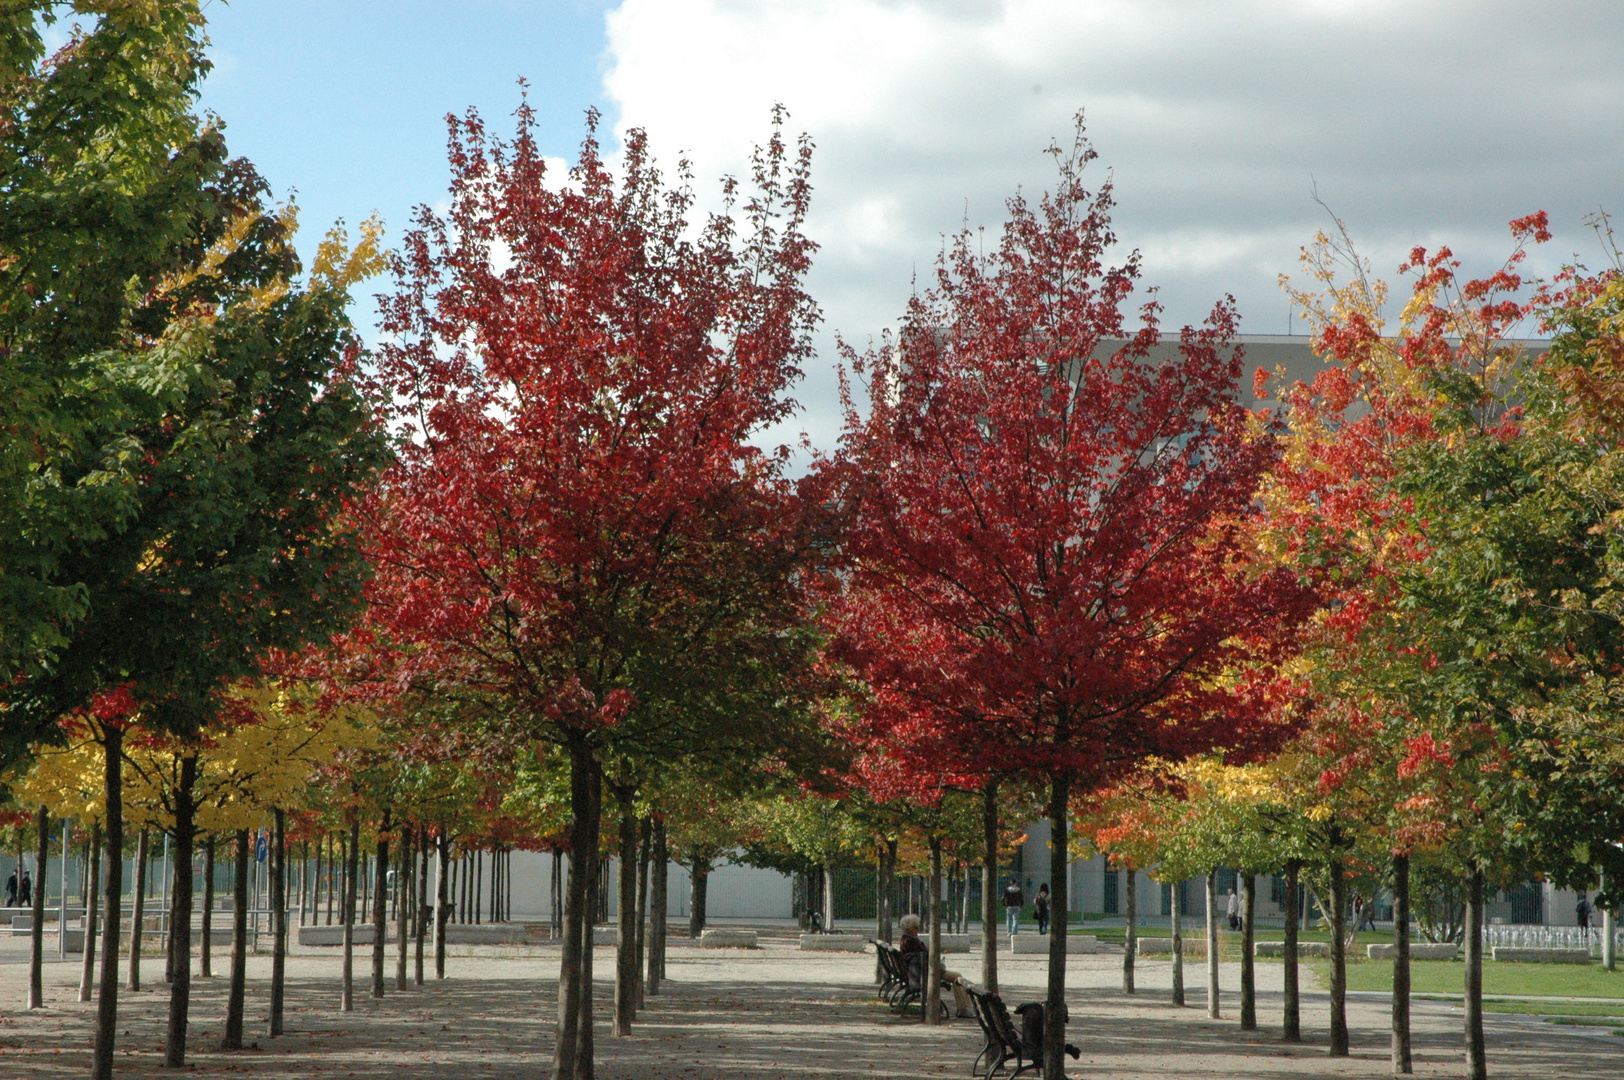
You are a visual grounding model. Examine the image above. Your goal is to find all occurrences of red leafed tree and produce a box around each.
[822,123,1315,1078]
[360,101,817,1080]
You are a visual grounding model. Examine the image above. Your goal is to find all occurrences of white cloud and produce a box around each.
[601,0,1624,450]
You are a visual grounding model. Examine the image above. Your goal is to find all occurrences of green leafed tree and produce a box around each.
[2,7,391,1070]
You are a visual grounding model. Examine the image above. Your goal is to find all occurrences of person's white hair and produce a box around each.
[899,913,922,931]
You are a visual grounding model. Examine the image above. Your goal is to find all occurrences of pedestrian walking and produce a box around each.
[1002,876,1024,938]
[4,869,15,907]
[17,869,32,907]
[1225,888,1240,931]
[1577,893,1592,929]
[1034,883,1051,935]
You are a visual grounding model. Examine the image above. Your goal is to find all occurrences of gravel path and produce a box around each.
[0,935,1616,1078]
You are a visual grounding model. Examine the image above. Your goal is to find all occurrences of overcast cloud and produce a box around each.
[599,0,1624,450]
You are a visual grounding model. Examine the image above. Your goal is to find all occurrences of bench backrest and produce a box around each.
[965,985,1002,1047]
[873,941,904,980]
[987,993,1032,1053]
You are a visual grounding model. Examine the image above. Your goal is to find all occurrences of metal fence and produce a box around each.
[1483,923,1624,957]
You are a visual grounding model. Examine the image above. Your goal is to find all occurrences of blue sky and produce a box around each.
[196,1,617,298]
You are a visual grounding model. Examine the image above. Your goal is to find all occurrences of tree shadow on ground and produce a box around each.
[2,962,1618,1079]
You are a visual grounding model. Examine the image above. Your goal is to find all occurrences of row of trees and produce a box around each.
[6,7,1623,1080]
[1081,213,1624,1080]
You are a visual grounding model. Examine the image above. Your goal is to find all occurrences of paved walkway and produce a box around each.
[0,937,1616,1078]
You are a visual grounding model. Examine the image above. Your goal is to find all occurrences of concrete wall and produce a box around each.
[459,850,793,923]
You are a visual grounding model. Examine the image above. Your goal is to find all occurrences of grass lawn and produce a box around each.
[1310,958,1624,1000]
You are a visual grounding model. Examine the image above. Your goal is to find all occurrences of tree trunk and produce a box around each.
[635,817,650,1008]
[474,846,482,925]
[1042,771,1071,1080]
[1603,868,1616,972]
[165,831,176,986]
[28,804,47,1009]
[1206,870,1220,1019]
[575,761,601,1080]
[551,848,562,940]
[1392,853,1412,1074]
[326,833,335,925]
[1239,872,1256,1030]
[1328,855,1349,1056]
[1123,866,1137,994]
[1463,865,1486,1080]
[981,779,999,993]
[80,821,102,1003]
[1171,878,1185,1007]
[415,825,428,986]
[822,857,836,933]
[224,829,249,1050]
[164,756,197,1065]
[435,829,449,980]
[201,839,215,979]
[92,726,125,1080]
[649,819,668,995]
[614,805,638,1035]
[270,808,287,1036]
[962,860,973,936]
[555,747,592,1080]
[129,826,148,992]
[341,812,358,1012]
[1280,859,1300,1042]
[688,860,710,938]
[395,824,411,991]
[873,846,885,947]
[926,835,944,1027]
[371,810,390,999]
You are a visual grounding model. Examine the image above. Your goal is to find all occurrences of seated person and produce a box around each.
[898,913,972,1019]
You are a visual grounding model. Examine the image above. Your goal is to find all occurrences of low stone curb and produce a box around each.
[1013,933,1098,954]
[799,933,865,951]
[1138,937,1208,958]
[1252,941,1330,958]
[1368,942,1458,960]
[1490,946,1592,964]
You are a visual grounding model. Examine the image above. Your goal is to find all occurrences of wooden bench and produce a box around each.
[872,940,962,1018]
[965,984,1079,1080]
[871,941,917,1010]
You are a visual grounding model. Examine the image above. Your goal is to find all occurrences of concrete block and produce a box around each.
[1252,941,1329,958]
[699,929,759,948]
[1491,947,1591,964]
[1368,942,1458,961]
[447,924,529,945]
[1137,936,1206,957]
[1012,934,1098,954]
[298,924,387,946]
[592,926,618,946]
[799,933,866,951]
